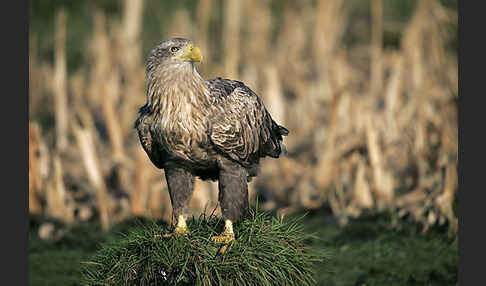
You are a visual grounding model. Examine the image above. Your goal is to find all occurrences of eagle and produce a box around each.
[135,38,288,243]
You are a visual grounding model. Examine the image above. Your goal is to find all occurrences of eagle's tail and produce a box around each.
[276,124,289,157]
[278,125,289,136]
[279,141,288,157]
[263,123,289,158]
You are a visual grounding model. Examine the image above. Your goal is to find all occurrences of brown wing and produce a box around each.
[134,104,165,169]
[207,78,288,166]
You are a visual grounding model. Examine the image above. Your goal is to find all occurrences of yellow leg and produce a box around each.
[160,215,190,238]
[211,219,235,243]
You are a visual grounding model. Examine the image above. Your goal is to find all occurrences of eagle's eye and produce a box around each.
[170,46,180,53]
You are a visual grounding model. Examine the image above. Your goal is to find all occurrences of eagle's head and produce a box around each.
[146,38,202,74]
[144,38,208,113]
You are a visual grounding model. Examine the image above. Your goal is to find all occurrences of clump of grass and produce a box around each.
[81,208,331,286]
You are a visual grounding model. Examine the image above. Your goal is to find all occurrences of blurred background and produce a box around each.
[29,0,458,284]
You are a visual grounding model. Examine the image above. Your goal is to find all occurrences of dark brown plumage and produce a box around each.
[135,38,288,242]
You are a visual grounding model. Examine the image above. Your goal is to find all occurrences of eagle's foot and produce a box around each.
[158,215,190,238]
[211,231,235,244]
[160,226,190,238]
[212,219,235,244]
[174,225,190,235]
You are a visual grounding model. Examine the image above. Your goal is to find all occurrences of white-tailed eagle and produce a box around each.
[135,38,288,243]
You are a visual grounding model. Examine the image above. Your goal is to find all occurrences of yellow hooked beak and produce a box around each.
[178,45,202,63]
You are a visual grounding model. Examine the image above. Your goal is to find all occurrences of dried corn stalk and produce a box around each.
[52,9,68,152]
[29,123,50,215]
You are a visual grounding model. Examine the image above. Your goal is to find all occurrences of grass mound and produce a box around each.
[81,209,330,286]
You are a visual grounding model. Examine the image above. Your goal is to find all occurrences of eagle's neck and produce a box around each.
[147,63,211,112]
[146,63,212,142]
